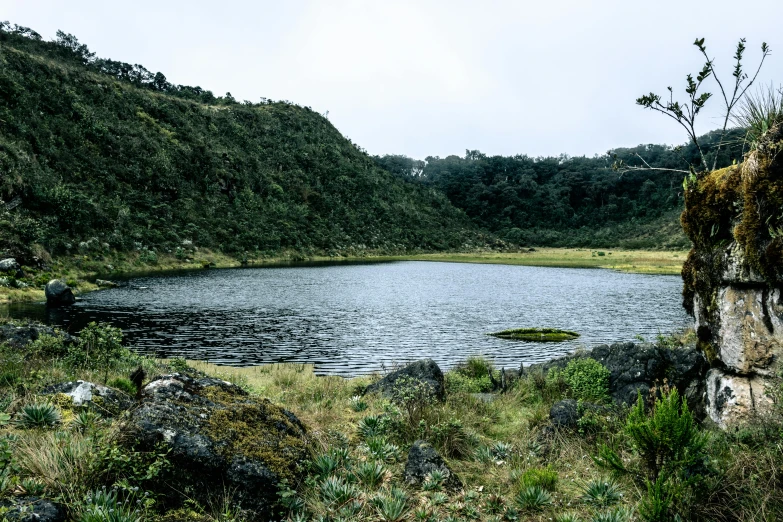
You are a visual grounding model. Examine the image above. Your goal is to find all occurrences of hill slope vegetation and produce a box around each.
[0,26,483,265]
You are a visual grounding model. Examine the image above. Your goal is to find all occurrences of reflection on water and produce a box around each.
[6,262,690,376]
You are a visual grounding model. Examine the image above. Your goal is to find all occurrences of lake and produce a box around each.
[6,261,691,376]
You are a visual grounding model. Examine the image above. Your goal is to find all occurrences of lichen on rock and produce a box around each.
[125,373,308,520]
[681,125,783,426]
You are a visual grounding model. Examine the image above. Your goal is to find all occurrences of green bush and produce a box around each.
[519,466,558,493]
[444,371,492,394]
[65,322,125,381]
[27,334,67,357]
[107,377,136,396]
[554,358,610,402]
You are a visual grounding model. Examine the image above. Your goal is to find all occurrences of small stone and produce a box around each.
[549,399,579,429]
[404,440,462,490]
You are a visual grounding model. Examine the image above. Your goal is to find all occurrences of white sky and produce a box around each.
[3,0,782,159]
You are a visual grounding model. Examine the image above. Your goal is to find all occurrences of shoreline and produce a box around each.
[1,247,686,305]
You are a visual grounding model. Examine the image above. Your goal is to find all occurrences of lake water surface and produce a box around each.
[6,261,690,376]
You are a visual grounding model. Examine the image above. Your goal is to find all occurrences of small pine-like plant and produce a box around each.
[582,478,623,507]
[515,485,553,511]
[16,403,61,429]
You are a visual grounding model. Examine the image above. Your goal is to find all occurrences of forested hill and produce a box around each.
[0,25,486,265]
[375,130,746,249]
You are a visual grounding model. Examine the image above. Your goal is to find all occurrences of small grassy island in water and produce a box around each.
[488,327,580,342]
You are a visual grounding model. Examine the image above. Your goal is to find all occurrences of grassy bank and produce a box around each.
[0,248,687,305]
[0,321,781,521]
[381,249,688,275]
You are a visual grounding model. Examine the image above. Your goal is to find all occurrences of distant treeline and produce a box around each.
[374,129,746,249]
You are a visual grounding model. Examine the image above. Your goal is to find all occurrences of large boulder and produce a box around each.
[126,373,308,520]
[42,380,133,416]
[525,342,709,417]
[0,258,19,272]
[404,440,462,491]
[44,279,75,307]
[365,359,445,400]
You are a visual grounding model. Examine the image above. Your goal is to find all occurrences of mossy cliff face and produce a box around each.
[681,126,783,427]
[127,373,308,520]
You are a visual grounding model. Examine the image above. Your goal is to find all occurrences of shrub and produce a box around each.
[16,403,61,429]
[107,377,136,396]
[66,322,125,382]
[27,334,67,357]
[519,466,558,493]
[555,358,610,402]
[431,419,473,459]
[444,371,492,394]
[390,376,436,430]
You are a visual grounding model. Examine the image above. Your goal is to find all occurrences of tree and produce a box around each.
[635,38,770,176]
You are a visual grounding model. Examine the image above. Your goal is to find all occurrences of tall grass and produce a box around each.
[732,84,783,147]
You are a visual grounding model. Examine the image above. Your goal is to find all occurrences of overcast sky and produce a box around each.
[3,0,782,159]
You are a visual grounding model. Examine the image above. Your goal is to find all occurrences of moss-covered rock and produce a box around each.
[126,373,307,521]
[489,328,579,342]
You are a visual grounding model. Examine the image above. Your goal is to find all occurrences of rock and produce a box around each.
[705,368,775,428]
[44,279,75,307]
[1,497,66,522]
[0,323,73,350]
[0,258,19,272]
[404,440,462,490]
[525,342,708,416]
[126,373,307,520]
[41,380,133,416]
[95,279,118,288]
[549,399,579,429]
[364,359,445,400]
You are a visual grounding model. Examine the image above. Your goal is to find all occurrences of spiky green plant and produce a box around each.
[592,507,634,522]
[515,485,552,511]
[582,478,623,507]
[373,493,408,522]
[311,453,339,478]
[732,83,783,147]
[556,513,582,522]
[319,475,357,506]
[422,469,446,491]
[484,493,505,514]
[357,415,386,440]
[491,441,513,460]
[77,488,143,522]
[349,395,369,412]
[361,437,400,463]
[72,410,102,433]
[15,403,60,429]
[354,461,386,489]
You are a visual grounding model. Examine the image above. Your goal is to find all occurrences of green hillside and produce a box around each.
[0,26,485,266]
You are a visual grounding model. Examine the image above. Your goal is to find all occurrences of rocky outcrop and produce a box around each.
[44,279,75,307]
[404,440,462,491]
[1,497,66,522]
[681,133,783,428]
[365,359,446,400]
[125,373,308,520]
[42,380,133,416]
[0,322,73,350]
[525,342,708,417]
